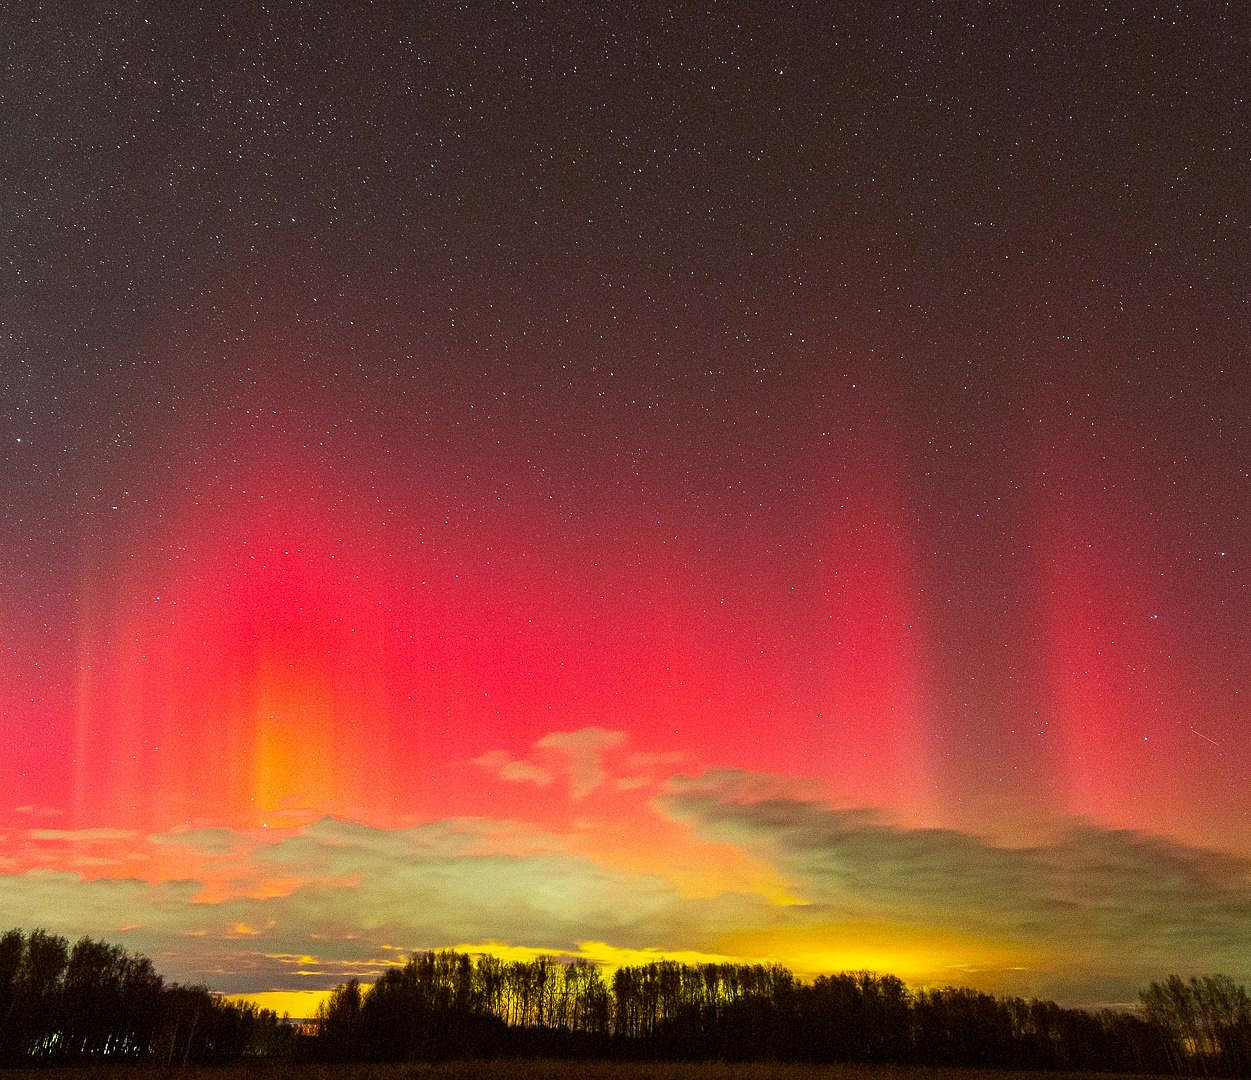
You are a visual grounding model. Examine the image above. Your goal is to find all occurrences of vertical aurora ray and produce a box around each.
[35,368,1246,858]
[53,384,944,837]
[63,443,395,830]
[1035,429,1197,842]
[816,412,933,824]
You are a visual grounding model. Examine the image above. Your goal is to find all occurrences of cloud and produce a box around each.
[614,750,691,792]
[535,727,626,799]
[0,811,782,997]
[475,726,627,800]
[663,768,830,807]
[0,870,202,935]
[661,775,1251,1003]
[27,828,143,842]
[2,762,1249,1008]
[472,750,554,787]
[246,816,686,951]
[150,828,251,856]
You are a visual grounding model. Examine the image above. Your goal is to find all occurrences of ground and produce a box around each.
[0,1061,1173,1080]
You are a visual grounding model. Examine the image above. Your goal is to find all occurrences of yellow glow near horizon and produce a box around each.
[571,940,742,971]
[228,988,333,1019]
[446,940,575,964]
[228,924,1036,1020]
[714,921,1037,985]
[447,939,743,972]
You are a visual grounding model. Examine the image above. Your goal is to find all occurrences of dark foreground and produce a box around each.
[0,1061,1176,1080]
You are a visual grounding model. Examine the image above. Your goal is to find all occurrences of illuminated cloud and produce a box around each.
[27,828,142,841]
[475,727,627,800]
[472,750,554,788]
[662,774,1251,1003]
[0,766,1248,1009]
[535,727,626,800]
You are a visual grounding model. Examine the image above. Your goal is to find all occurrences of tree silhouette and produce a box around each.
[0,929,290,1066]
[1143,974,1251,1076]
[3,925,1249,1074]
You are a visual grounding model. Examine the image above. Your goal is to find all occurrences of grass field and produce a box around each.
[0,1062,1173,1080]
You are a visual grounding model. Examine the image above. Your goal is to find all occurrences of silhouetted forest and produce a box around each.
[3,927,1250,1074]
[0,929,292,1064]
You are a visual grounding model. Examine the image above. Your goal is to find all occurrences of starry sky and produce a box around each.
[1,4,1248,1012]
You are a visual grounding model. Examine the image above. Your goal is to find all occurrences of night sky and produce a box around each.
[2,4,1248,1011]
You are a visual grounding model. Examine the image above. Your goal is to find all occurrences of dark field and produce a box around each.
[0,1062,1173,1080]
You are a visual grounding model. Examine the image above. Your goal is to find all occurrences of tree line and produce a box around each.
[0,928,292,1065]
[2,926,1250,1074]
[313,952,1251,1075]
[312,956,1251,1075]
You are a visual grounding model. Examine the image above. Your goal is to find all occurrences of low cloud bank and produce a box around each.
[2,747,1248,1005]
